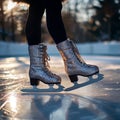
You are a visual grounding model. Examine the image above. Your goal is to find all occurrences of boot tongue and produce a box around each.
[39,43,47,50]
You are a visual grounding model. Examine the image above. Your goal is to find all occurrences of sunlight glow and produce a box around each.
[8,93,17,113]
[7,0,17,11]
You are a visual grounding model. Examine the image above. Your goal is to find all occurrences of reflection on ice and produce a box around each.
[8,93,17,113]
[1,93,115,120]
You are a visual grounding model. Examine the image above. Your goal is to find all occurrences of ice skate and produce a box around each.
[57,39,99,82]
[29,43,61,88]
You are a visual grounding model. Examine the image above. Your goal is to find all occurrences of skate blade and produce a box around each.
[88,73,104,81]
[21,84,64,92]
[64,73,104,91]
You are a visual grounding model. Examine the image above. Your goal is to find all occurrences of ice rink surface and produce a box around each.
[0,55,120,120]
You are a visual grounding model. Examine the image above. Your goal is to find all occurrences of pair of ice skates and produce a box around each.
[29,39,99,86]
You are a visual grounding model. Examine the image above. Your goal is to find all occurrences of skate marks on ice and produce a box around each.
[65,73,104,91]
[21,84,65,93]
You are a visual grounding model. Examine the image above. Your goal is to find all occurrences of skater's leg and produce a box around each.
[45,0,99,82]
[46,0,67,44]
[26,1,61,86]
[25,1,45,45]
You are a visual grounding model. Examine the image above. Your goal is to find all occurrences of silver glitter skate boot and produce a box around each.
[29,44,61,86]
[57,39,99,82]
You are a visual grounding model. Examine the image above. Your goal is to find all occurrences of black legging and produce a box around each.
[26,0,67,45]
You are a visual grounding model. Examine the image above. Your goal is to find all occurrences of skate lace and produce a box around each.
[44,51,50,68]
[44,50,56,76]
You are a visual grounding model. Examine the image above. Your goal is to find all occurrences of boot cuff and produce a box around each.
[57,39,71,50]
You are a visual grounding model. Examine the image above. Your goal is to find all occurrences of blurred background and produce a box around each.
[0,0,120,56]
[0,1,120,119]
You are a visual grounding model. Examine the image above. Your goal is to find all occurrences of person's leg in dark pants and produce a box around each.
[46,0,67,44]
[45,0,99,82]
[26,1,45,45]
[26,0,67,45]
[26,1,61,86]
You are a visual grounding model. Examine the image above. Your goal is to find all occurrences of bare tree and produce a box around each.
[0,0,6,41]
